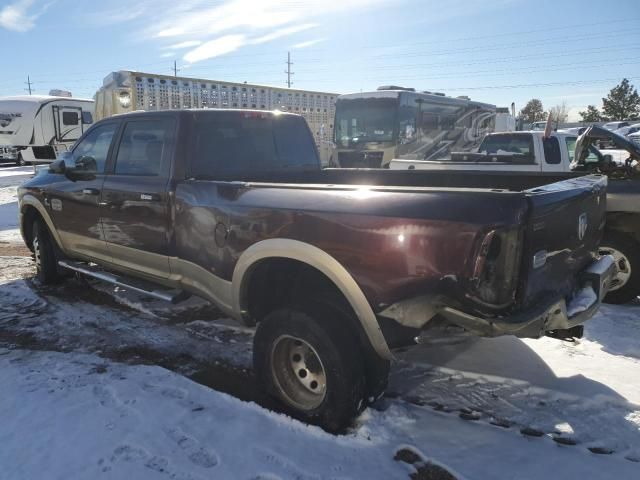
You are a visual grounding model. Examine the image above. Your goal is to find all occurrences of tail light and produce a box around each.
[470,226,523,308]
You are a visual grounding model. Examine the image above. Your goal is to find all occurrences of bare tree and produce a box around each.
[549,102,569,129]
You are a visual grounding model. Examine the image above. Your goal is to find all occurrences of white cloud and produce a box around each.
[183,34,247,63]
[292,38,325,49]
[163,40,203,50]
[84,0,381,60]
[0,0,46,32]
[160,51,176,58]
[251,24,317,45]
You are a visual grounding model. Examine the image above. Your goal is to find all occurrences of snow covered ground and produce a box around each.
[0,165,32,245]
[0,256,639,479]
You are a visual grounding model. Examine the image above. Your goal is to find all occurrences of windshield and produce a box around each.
[334,97,397,146]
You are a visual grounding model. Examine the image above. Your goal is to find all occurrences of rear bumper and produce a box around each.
[439,255,616,338]
[378,255,616,344]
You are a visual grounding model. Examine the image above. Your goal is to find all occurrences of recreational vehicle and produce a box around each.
[0,95,94,165]
[331,87,497,168]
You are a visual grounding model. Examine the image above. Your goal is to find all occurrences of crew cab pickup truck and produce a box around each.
[391,126,640,304]
[18,110,615,431]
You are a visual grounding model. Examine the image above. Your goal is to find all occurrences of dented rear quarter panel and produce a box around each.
[174,181,530,312]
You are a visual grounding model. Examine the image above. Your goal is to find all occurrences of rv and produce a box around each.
[331,86,497,168]
[94,71,338,151]
[0,95,94,165]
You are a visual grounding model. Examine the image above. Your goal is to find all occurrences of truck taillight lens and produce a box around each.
[471,226,522,307]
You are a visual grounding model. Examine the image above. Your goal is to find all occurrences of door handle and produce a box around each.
[82,188,100,195]
[140,193,161,202]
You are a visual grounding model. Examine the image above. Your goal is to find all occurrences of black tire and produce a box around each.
[16,153,26,167]
[32,218,61,284]
[599,231,640,304]
[253,303,368,432]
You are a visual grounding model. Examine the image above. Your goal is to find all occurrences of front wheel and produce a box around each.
[32,219,61,284]
[599,231,640,304]
[253,304,368,432]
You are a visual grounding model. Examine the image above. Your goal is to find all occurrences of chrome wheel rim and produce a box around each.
[33,236,42,271]
[599,246,631,291]
[270,335,327,411]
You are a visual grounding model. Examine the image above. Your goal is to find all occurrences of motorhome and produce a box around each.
[0,95,94,165]
[331,86,497,168]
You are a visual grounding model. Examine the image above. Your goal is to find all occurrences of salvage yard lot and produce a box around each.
[0,165,639,479]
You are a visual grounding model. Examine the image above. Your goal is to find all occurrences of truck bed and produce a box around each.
[208,167,593,193]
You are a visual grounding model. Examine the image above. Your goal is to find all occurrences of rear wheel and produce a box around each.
[253,303,368,432]
[599,231,640,304]
[32,218,61,284]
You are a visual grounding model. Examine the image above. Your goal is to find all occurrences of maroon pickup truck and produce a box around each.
[18,109,615,431]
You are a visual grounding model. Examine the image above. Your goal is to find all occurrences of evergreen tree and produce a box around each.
[602,78,640,120]
[579,105,604,123]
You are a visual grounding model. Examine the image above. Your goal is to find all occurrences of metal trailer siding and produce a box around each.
[96,71,338,147]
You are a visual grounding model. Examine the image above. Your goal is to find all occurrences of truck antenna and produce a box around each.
[285,52,294,88]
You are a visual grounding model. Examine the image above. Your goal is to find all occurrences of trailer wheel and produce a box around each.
[32,219,61,284]
[253,303,368,432]
[599,231,640,304]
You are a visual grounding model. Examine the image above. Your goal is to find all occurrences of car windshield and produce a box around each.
[334,97,397,146]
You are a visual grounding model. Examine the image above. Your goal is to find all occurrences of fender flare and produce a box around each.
[232,238,392,360]
[20,194,66,253]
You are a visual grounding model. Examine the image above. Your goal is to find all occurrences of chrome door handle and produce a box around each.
[140,193,161,202]
[82,188,100,195]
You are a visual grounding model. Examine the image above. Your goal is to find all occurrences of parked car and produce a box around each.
[603,121,630,131]
[558,127,588,135]
[390,127,640,304]
[18,109,615,431]
[615,123,640,137]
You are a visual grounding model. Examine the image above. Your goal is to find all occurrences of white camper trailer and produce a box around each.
[0,95,94,165]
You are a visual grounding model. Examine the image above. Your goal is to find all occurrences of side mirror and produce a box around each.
[49,151,71,174]
[603,154,613,164]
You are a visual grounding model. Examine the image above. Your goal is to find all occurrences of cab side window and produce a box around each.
[114,119,173,176]
[543,136,561,164]
[72,123,118,174]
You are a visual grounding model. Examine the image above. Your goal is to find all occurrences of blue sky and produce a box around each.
[1,0,638,120]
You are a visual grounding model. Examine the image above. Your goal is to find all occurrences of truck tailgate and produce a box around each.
[520,174,608,307]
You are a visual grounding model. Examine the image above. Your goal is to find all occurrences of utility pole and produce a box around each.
[173,60,180,77]
[285,52,294,88]
[25,75,33,95]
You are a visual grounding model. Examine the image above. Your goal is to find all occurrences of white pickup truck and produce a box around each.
[389,130,608,173]
[390,127,640,304]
